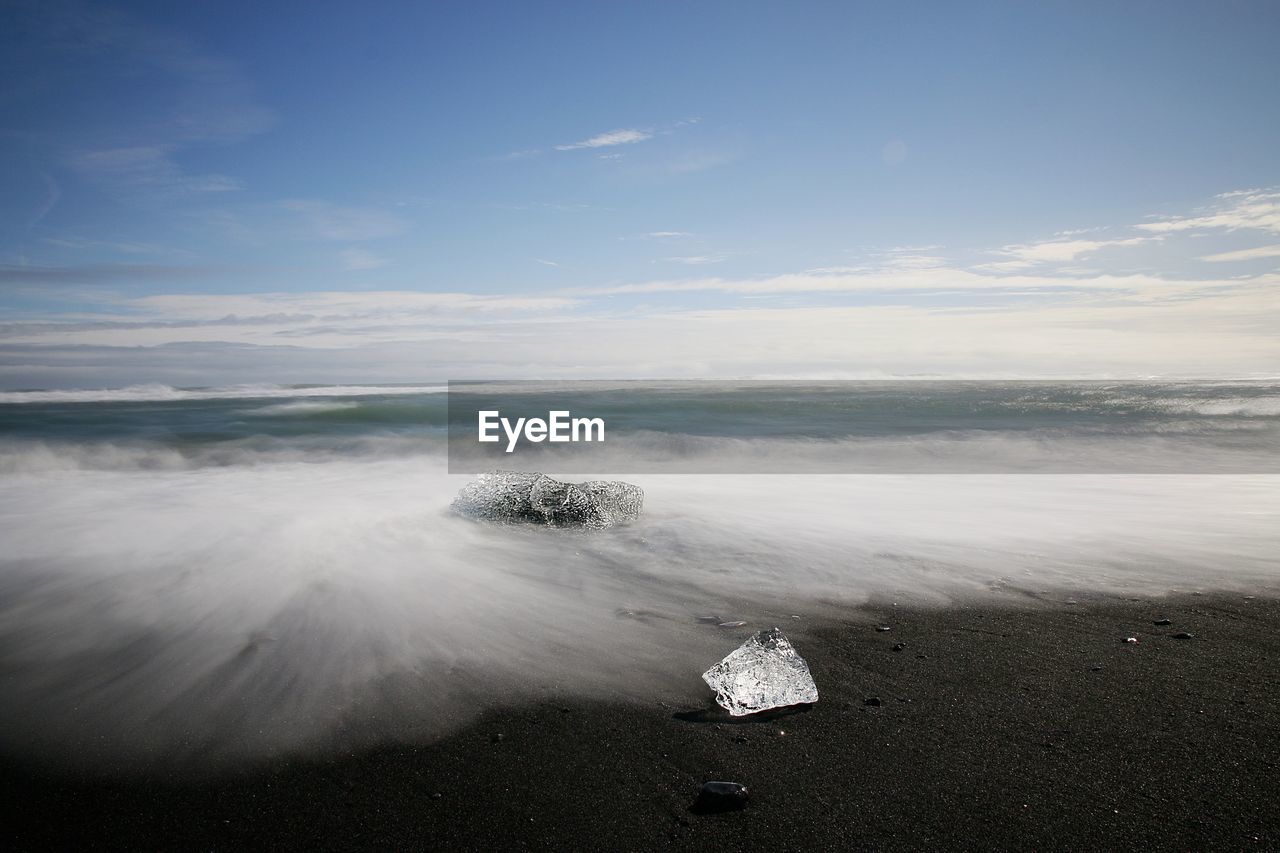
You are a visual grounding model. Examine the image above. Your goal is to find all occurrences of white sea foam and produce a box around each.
[0,383,446,405]
[0,453,1276,770]
[1183,396,1280,416]
[240,401,362,416]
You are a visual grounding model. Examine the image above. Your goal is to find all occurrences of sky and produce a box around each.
[1,0,1278,388]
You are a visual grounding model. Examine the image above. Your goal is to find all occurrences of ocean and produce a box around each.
[1,381,1277,771]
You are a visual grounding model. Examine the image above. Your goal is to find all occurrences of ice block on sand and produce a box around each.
[451,471,643,529]
[702,628,818,716]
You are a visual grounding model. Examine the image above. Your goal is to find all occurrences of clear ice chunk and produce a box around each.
[451,471,643,529]
[701,628,819,716]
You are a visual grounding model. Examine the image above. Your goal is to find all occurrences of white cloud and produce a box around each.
[5,282,1277,382]
[573,265,1265,298]
[646,231,691,239]
[554,128,653,151]
[1199,244,1280,263]
[1137,189,1280,235]
[985,236,1154,270]
[7,187,1280,385]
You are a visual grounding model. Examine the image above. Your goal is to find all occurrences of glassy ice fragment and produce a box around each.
[451,471,642,529]
[701,628,818,716]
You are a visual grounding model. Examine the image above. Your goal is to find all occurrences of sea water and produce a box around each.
[0,381,1276,770]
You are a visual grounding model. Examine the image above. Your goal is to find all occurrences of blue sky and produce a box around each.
[1,0,1278,387]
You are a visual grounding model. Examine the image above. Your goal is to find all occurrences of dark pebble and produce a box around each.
[1153,619,1172,626]
[875,626,891,632]
[892,642,906,652]
[693,781,749,813]
[1090,666,1103,672]
[490,733,505,743]
[864,696,882,706]
[1173,632,1194,640]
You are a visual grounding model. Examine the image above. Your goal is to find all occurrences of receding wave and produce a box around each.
[0,383,446,405]
[0,455,1276,773]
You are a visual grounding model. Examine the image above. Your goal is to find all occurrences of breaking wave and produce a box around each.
[0,383,446,405]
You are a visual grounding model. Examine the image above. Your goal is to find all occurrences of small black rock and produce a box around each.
[864,696,882,706]
[875,626,891,632]
[693,781,749,813]
[892,642,906,652]
[1173,632,1194,640]
[1153,618,1172,626]
[490,733,505,743]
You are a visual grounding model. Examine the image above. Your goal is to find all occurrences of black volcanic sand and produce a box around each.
[4,591,1279,851]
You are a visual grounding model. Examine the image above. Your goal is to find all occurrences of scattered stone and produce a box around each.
[702,628,818,716]
[718,621,747,629]
[693,781,749,813]
[1124,637,1139,644]
[892,642,906,652]
[864,696,882,707]
[490,733,505,743]
[875,626,891,632]
[1153,619,1172,626]
[1173,632,1194,640]
[451,471,643,529]
[1090,666,1103,672]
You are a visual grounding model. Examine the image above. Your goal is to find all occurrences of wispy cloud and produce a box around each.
[44,237,180,256]
[646,231,692,239]
[534,258,560,267]
[70,146,242,199]
[1199,244,1280,263]
[1137,188,1280,235]
[554,128,653,151]
[18,4,275,202]
[983,236,1154,270]
[280,200,408,242]
[0,262,230,286]
[574,264,1274,299]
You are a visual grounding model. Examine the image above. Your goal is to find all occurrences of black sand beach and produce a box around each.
[3,590,1278,850]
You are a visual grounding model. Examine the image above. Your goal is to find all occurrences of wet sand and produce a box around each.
[3,591,1278,850]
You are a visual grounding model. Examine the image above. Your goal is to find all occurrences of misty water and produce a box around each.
[0,382,1276,772]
